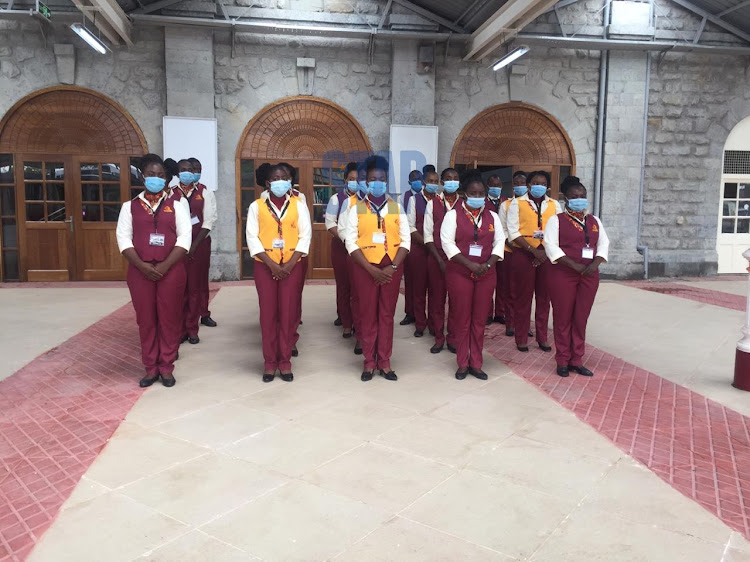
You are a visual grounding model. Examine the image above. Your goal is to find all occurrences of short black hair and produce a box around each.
[278,162,297,183]
[188,157,201,166]
[267,164,288,181]
[163,158,179,177]
[440,167,458,181]
[527,170,551,185]
[409,169,423,181]
[255,162,271,187]
[461,169,486,192]
[560,175,585,196]
[422,164,436,175]
[344,162,358,177]
[488,174,501,182]
[513,170,527,179]
[366,155,389,173]
[139,153,163,172]
[177,158,191,168]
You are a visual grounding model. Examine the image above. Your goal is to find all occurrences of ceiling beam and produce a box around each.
[378,0,392,28]
[130,0,185,15]
[516,33,750,55]
[718,0,750,17]
[70,0,121,44]
[390,0,467,33]
[88,0,133,45]
[669,0,750,44]
[464,0,558,60]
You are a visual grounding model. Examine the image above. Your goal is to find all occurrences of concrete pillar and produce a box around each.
[391,40,435,126]
[164,27,214,118]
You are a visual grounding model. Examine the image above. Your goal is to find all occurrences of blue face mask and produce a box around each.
[466,197,485,210]
[144,176,166,193]
[368,181,387,198]
[530,185,547,198]
[567,198,588,212]
[193,172,201,183]
[424,183,439,194]
[443,180,460,194]
[346,181,358,193]
[357,180,368,196]
[488,187,502,199]
[178,171,194,185]
[269,180,291,198]
[410,180,423,192]
[513,185,528,197]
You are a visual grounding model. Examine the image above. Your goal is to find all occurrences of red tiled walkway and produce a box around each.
[484,324,750,540]
[624,280,746,311]
[0,304,146,562]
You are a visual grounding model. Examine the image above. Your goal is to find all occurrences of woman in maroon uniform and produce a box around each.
[116,154,192,387]
[544,178,609,377]
[440,171,506,380]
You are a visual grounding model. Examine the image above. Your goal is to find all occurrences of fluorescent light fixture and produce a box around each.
[492,46,529,71]
[70,23,108,54]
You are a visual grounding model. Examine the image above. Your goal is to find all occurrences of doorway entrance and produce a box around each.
[236,96,372,279]
[0,87,147,281]
[718,116,750,273]
[450,102,576,199]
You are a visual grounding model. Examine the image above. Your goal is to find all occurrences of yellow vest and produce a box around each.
[356,199,402,264]
[517,198,557,248]
[255,197,300,264]
[502,199,514,253]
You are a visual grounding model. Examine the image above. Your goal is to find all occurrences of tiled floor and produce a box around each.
[3,279,750,561]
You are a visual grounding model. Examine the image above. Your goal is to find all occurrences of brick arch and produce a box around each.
[237,96,371,160]
[451,102,575,167]
[0,86,147,155]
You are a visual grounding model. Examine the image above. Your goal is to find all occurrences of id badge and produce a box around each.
[272,238,285,249]
[149,233,165,247]
[468,244,483,257]
[372,232,386,244]
[533,230,544,240]
[582,247,594,259]
[191,215,200,226]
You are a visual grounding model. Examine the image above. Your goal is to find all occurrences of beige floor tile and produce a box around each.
[120,452,287,526]
[27,492,187,562]
[726,549,750,562]
[466,435,613,501]
[402,471,576,558]
[295,395,416,439]
[582,461,735,543]
[83,422,208,489]
[136,530,257,561]
[479,374,562,409]
[530,505,726,561]
[304,443,455,512]
[221,421,363,478]
[155,400,282,449]
[429,392,549,434]
[375,415,513,468]
[333,516,511,561]
[202,480,389,561]
[59,477,111,511]
[240,382,343,418]
[730,532,750,553]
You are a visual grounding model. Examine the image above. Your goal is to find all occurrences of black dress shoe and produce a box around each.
[414,330,424,338]
[361,371,373,381]
[380,370,398,381]
[139,374,160,388]
[263,374,275,383]
[517,345,529,352]
[469,368,488,380]
[429,329,435,336]
[180,334,189,344]
[557,366,570,377]
[538,343,552,352]
[292,345,299,357]
[280,373,294,382]
[188,335,200,345]
[493,316,506,324]
[354,343,363,355]
[486,317,493,325]
[200,316,217,327]
[299,320,304,325]
[447,344,457,354]
[569,365,594,377]
[528,330,534,337]
[175,351,179,361]
[400,314,416,325]
[430,344,443,354]
[334,316,342,326]
[505,328,515,337]
[455,369,467,380]
[343,331,353,339]
[160,374,176,387]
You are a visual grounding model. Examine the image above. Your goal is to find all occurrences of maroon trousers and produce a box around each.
[502,250,515,327]
[255,260,305,371]
[127,261,186,377]
[410,243,429,332]
[445,262,495,370]
[548,264,600,367]
[331,237,353,331]
[294,256,308,345]
[348,256,360,337]
[403,252,414,317]
[198,236,211,318]
[183,238,211,337]
[491,260,507,319]
[350,256,404,370]
[512,249,552,347]
[427,253,452,347]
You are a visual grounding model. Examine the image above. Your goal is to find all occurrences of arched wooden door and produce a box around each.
[0,86,147,281]
[451,102,576,199]
[236,96,372,279]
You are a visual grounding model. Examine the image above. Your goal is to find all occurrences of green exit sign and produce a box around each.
[38,2,51,19]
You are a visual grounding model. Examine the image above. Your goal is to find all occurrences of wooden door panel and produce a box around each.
[310,228,333,279]
[25,227,71,281]
[79,225,126,280]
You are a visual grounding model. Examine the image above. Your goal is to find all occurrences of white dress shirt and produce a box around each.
[499,198,513,237]
[506,194,563,243]
[406,192,438,234]
[116,191,192,254]
[325,191,355,231]
[345,196,412,256]
[423,195,459,245]
[544,212,610,264]
[440,203,506,261]
[246,195,312,258]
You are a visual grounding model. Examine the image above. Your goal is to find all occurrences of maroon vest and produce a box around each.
[454,205,495,263]
[414,192,434,235]
[186,184,206,238]
[557,213,600,265]
[131,194,180,262]
[431,196,458,260]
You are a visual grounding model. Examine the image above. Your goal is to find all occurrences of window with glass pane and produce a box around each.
[240,159,255,279]
[313,167,337,224]
[0,154,18,280]
[81,162,123,222]
[22,161,66,222]
[721,182,750,233]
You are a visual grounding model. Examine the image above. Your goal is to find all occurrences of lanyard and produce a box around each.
[565,211,590,246]
[265,198,290,234]
[366,198,387,230]
[139,196,165,233]
[527,199,544,229]
[463,204,482,243]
